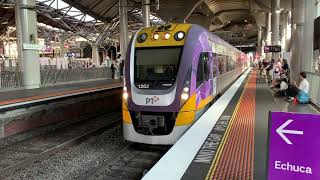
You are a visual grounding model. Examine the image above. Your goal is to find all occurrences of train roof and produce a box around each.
[209,30,242,54]
[135,23,245,55]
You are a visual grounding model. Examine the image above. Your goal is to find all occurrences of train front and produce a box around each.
[122,24,194,145]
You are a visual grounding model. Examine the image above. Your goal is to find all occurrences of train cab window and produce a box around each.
[134,47,182,90]
[197,52,210,87]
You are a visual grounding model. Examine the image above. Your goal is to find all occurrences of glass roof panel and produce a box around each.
[37,0,96,22]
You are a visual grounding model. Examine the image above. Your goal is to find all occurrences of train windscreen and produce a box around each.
[134,47,182,89]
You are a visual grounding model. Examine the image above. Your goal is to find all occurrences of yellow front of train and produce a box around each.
[122,24,196,145]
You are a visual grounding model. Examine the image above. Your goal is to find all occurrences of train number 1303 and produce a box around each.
[138,84,150,89]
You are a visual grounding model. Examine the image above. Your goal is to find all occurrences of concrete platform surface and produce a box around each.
[0,79,123,106]
[143,70,319,180]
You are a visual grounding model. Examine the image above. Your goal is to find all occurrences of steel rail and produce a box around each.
[0,119,121,178]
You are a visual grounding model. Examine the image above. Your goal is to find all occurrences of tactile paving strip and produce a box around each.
[206,71,256,180]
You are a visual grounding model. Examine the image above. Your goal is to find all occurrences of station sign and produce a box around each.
[264,45,281,53]
[23,43,40,50]
[267,112,320,180]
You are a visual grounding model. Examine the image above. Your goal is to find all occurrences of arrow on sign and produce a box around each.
[276,119,303,145]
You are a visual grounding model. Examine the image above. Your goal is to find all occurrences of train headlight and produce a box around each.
[183,87,189,93]
[163,32,170,40]
[137,33,148,43]
[123,86,128,100]
[123,92,129,99]
[174,31,185,41]
[181,80,190,105]
[181,93,189,100]
[153,33,160,40]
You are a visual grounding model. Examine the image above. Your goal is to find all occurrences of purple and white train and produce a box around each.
[122,23,250,145]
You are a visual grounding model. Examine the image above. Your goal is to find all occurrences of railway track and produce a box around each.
[0,112,121,179]
[81,143,170,180]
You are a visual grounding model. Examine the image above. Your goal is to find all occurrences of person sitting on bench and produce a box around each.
[288,71,310,103]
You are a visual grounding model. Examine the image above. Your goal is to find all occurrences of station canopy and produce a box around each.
[0,0,165,44]
[0,0,291,46]
[154,0,290,46]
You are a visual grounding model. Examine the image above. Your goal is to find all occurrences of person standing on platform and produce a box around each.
[282,59,290,80]
[273,59,282,81]
[258,60,262,71]
[267,59,274,83]
[111,60,116,79]
[270,59,282,88]
[260,59,269,83]
[120,58,124,77]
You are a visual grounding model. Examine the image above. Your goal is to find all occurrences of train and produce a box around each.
[122,23,250,145]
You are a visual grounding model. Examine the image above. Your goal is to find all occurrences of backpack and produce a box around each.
[297,90,310,104]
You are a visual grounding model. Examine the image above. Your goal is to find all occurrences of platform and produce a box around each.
[0,79,123,138]
[143,69,319,180]
[0,79,123,110]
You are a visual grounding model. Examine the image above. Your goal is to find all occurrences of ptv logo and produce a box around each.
[146,96,160,104]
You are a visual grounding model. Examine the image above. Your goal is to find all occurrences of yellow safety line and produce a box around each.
[205,72,252,180]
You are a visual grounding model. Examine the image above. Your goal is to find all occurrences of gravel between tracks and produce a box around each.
[4,124,127,180]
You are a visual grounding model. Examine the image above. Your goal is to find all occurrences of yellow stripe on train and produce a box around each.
[122,98,132,124]
[135,24,192,48]
[175,94,214,126]
[175,93,196,126]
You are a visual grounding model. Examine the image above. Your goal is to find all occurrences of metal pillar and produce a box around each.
[92,45,100,67]
[271,0,280,59]
[102,50,106,63]
[258,26,263,46]
[261,38,266,59]
[265,12,272,60]
[302,0,314,72]
[317,0,320,17]
[7,26,11,59]
[291,0,304,82]
[119,0,128,60]
[285,11,292,52]
[60,33,65,58]
[142,0,150,28]
[280,11,287,52]
[15,0,40,89]
[266,12,272,45]
[257,26,263,57]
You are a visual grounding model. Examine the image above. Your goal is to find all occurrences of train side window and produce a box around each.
[219,54,226,74]
[212,53,219,77]
[227,56,235,71]
[218,54,222,74]
[196,57,203,87]
[196,52,210,87]
[232,58,236,70]
[203,53,209,81]
[226,55,230,72]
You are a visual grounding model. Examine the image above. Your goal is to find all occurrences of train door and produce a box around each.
[211,52,218,96]
[196,52,211,102]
